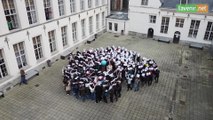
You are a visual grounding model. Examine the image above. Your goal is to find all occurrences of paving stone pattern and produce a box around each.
[0,33,212,120]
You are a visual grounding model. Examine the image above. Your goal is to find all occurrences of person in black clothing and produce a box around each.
[109,88,114,103]
[154,69,160,83]
[116,81,122,97]
[95,84,102,103]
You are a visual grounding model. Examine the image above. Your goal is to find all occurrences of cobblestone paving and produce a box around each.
[0,33,212,120]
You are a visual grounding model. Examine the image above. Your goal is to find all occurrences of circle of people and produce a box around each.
[62,46,160,103]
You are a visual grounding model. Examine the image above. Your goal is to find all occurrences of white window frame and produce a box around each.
[141,0,148,5]
[89,16,93,34]
[25,0,37,24]
[188,20,200,38]
[58,0,65,16]
[81,19,86,38]
[149,15,156,23]
[0,49,8,79]
[13,42,27,69]
[2,0,19,30]
[48,30,57,53]
[43,0,53,20]
[33,35,43,60]
[70,0,76,13]
[96,14,99,31]
[175,18,184,28]
[204,22,213,41]
[72,22,78,42]
[61,26,68,47]
[160,17,170,34]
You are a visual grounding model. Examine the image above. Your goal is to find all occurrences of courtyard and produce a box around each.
[0,33,213,120]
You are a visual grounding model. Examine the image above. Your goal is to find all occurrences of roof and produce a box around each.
[160,0,213,13]
[107,12,129,20]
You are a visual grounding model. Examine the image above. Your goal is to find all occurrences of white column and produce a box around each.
[0,2,9,35]
[55,26,64,53]
[85,17,89,38]
[42,30,52,59]
[52,0,60,19]
[25,35,37,66]
[64,0,70,15]
[15,0,29,29]
[107,0,111,15]
[67,22,74,47]
[35,0,46,23]
[76,0,80,13]
[77,21,82,42]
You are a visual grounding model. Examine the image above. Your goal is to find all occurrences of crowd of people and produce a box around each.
[62,46,160,103]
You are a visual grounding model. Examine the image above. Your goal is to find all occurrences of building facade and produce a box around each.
[0,0,109,86]
[107,0,213,45]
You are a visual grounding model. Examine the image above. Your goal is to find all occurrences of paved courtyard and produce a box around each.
[0,33,213,120]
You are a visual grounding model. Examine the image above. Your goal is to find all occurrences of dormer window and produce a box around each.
[141,0,148,5]
[180,0,188,4]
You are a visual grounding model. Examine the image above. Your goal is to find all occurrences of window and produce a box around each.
[81,19,86,38]
[96,14,99,31]
[58,0,65,16]
[188,20,200,38]
[175,18,184,28]
[102,0,105,5]
[141,0,148,5]
[70,0,76,13]
[160,17,170,34]
[32,36,43,60]
[72,22,77,42]
[95,0,99,7]
[13,42,27,69]
[61,26,68,47]
[43,0,53,20]
[88,0,92,8]
[2,0,19,30]
[204,22,213,41]
[0,50,8,79]
[149,15,156,23]
[80,0,85,11]
[109,22,112,30]
[114,23,118,31]
[25,0,37,24]
[89,16,93,34]
[102,12,105,27]
[48,30,57,53]
[180,0,187,4]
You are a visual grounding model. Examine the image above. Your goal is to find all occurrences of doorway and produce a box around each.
[173,31,181,44]
[147,28,154,38]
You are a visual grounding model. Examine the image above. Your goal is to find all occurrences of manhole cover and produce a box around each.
[35,84,40,87]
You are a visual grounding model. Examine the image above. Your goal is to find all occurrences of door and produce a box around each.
[173,31,180,44]
[147,28,154,38]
